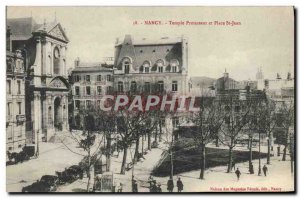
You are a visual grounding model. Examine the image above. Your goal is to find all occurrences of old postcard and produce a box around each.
[6,6,295,193]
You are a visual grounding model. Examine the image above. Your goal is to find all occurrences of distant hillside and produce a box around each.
[190,76,216,88]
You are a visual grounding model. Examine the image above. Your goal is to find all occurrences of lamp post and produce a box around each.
[258,130,262,176]
[290,133,294,174]
[266,136,270,164]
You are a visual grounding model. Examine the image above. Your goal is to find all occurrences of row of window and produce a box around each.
[74,86,113,96]
[140,65,178,73]
[117,81,178,92]
[120,58,180,74]
[74,74,112,82]
[74,100,97,109]
[7,80,22,95]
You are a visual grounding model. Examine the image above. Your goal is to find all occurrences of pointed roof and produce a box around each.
[7,17,69,42]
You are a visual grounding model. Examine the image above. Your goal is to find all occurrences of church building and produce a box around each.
[7,17,70,147]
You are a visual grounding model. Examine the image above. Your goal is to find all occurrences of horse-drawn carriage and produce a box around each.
[55,165,84,184]
[6,145,35,165]
[22,175,59,192]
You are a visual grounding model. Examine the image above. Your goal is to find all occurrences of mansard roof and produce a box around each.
[72,65,113,73]
[114,35,185,71]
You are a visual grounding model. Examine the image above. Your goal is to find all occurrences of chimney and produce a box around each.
[74,57,80,67]
[287,72,291,80]
[224,68,229,78]
[123,34,133,45]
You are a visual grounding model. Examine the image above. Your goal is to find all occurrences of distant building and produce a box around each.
[69,59,114,128]
[7,17,70,147]
[6,27,26,152]
[215,70,257,93]
[257,71,294,102]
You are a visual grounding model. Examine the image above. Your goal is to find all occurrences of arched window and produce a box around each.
[156,60,164,73]
[124,61,130,74]
[53,47,60,75]
[122,58,131,74]
[143,61,150,73]
[48,55,52,74]
[53,48,60,74]
[170,59,179,73]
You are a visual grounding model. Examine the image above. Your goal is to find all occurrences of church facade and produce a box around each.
[7,17,70,147]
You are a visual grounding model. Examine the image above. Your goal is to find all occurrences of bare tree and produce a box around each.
[276,100,294,161]
[189,97,224,179]
[94,110,117,172]
[116,109,153,174]
[61,104,105,192]
[256,99,277,164]
[218,96,252,173]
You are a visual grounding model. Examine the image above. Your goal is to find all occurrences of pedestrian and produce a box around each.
[263,165,268,176]
[132,179,138,192]
[117,183,123,192]
[157,183,162,192]
[235,168,241,181]
[148,176,153,191]
[177,177,183,192]
[167,177,174,192]
[151,180,158,192]
[249,162,254,174]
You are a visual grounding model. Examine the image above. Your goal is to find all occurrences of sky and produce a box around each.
[6,6,294,80]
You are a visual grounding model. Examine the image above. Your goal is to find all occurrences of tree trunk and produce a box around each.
[267,133,270,164]
[215,134,219,147]
[141,134,144,157]
[134,135,140,163]
[159,122,162,142]
[282,145,287,161]
[120,145,128,174]
[200,144,206,179]
[170,130,174,180]
[249,135,253,168]
[170,145,174,180]
[86,148,91,192]
[106,133,111,171]
[282,129,289,161]
[147,131,151,151]
[227,146,233,173]
[154,126,158,143]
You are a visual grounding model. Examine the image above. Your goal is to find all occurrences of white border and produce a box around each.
[1,1,298,198]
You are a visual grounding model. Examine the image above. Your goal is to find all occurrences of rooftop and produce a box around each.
[115,36,184,46]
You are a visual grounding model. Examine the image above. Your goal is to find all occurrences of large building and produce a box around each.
[113,35,191,95]
[69,59,114,128]
[6,27,26,152]
[7,17,70,148]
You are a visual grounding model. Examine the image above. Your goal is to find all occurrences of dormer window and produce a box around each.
[143,61,151,73]
[170,59,179,73]
[122,57,132,74]
[124,61,130,74]
[156,60,164,73]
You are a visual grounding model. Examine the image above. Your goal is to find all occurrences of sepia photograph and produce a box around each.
[5,6,295,193]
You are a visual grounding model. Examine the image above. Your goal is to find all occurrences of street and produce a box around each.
[6,131,294,193]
